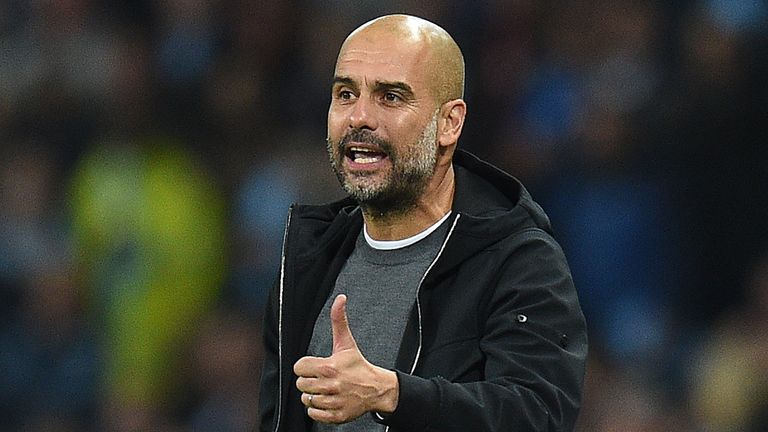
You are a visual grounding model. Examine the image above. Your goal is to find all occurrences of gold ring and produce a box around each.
[308,394,314,408]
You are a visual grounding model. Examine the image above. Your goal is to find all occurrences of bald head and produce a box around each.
[338,14,465,104]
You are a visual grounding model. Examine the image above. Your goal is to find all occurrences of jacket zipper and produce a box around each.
[277,210,459,431]
[274,206,293,432]
[385,213,461,432]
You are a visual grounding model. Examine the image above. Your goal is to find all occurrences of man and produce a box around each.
[259,14,587,432]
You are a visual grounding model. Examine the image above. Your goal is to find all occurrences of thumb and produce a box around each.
[331,294,358,353]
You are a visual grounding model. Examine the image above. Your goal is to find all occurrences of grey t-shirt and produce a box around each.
[308,220,449,431]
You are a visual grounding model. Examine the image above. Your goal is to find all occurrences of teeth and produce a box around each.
[353,153,381,163]
[348,146,383,164]
[356,156,378,164]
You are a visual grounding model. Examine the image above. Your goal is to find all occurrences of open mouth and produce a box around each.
[345,145,388,165]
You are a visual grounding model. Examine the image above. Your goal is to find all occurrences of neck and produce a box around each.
[363,164,455,240]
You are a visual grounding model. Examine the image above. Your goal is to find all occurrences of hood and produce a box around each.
[425,150,554,279]
[452,150,552,232]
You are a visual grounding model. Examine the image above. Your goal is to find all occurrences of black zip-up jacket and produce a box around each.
[259,150,587,432]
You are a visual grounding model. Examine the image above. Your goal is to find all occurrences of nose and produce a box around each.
[348,96,378,131]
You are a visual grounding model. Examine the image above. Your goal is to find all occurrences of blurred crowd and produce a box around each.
[1,0,766,431]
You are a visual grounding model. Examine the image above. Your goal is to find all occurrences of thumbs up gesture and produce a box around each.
[330,293,358,354]
[293,295,400,424]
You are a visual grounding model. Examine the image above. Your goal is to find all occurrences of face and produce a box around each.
[326,30,441,214]
[327,111,438,212]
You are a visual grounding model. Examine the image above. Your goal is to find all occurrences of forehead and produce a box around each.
[334,32,431,89]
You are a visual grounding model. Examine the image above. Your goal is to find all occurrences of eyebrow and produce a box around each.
[332,76,415,99]
[373,81,415,99]
[332,76,358,91]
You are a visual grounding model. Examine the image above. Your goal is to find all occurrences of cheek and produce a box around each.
[389,127,420,151]
[327,109,346,141]
[392,114,428,139]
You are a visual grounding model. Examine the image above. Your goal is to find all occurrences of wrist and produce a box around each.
[374,368,399,414]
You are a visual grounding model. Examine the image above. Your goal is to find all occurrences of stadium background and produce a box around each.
[1,0,767,430]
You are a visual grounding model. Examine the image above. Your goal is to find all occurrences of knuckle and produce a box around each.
[327,379,341,394]
[318,363,338,378]
[320,395,336,410]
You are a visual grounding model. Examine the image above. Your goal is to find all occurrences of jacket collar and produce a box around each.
[415,150,553,281]
[289,150,552,270]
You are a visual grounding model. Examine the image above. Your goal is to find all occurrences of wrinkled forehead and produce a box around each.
[334,31,432,90]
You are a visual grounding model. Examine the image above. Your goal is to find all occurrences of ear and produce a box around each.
[437,99,467,148]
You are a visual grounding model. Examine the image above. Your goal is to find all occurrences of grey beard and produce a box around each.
[327,114,438,217]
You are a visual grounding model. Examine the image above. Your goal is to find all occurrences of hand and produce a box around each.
[293,294,399,424]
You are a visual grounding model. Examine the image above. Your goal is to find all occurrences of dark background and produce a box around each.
[1,1,767,431]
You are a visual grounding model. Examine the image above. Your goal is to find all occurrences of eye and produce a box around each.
[333,86,356,102]
[383,92,401,103]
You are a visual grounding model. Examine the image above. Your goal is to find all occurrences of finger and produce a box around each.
[308,406,347,424]
[301,392,316,408]
[293,356,324,377]
[296,376,340,395]
[302,393,341,410]
[296,376,317,393]
[296,377,339,394]
[331,294,358,353]
[307,407,331,422]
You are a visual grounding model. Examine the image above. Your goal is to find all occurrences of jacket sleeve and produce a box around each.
[258,279,280,432]
[376,229,588,432]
